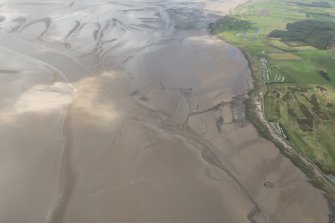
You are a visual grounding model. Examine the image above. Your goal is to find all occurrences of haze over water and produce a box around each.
[0,0,332,222]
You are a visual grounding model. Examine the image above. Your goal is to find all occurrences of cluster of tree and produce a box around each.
[268,20,335,49]
[209,16,254,34]
[287,1,331,8]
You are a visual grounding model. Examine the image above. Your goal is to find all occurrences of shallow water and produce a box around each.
[0,0,332,222]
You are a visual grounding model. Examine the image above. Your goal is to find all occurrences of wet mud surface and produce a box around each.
[0,0,332,222]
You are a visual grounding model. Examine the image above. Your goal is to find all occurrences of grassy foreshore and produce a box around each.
[210,0,335,197]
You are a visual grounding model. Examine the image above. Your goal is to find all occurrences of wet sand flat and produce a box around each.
[0,0,332,223]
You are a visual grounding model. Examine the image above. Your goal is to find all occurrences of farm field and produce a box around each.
[209,0,335,85]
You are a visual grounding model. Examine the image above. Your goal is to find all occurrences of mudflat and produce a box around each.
[0,0,331,223]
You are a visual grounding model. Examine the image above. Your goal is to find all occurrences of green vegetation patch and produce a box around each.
[305,11,335,21]
[268,39,297,52]
[287,1,332,8]
[269,53,303,60]
[268,20,335,49]
[265,84,335,174]
[209,16,254,33]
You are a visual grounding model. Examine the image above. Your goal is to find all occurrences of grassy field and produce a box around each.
[268,53,303,60]
[265,84,335,173]
[209,0,335,84]
[210,0,335,176]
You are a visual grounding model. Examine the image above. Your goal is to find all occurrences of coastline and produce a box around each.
[212,0,335,198]
[242,48,335,198]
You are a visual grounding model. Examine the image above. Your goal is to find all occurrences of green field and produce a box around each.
[265,84,335,173]
[209,0,335,85]
[210,0,335,176]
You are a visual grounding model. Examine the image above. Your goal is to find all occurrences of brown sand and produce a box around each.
[0,0,331,223]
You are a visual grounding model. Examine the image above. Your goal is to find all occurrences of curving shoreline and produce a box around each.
[209,0,335,198]
[242,48,335,198]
